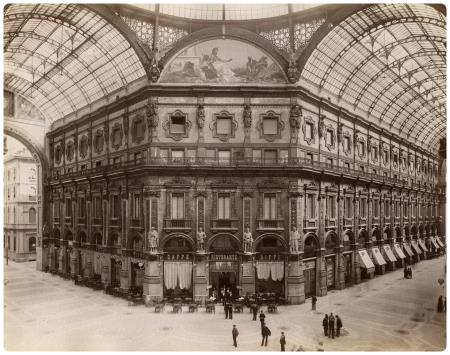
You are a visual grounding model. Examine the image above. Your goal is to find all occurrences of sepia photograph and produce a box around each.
[3,2,447,352]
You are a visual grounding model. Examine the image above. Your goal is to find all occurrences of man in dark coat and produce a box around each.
[404,266,408,278]
[336,315,343,337]
[312,295,317,310]
[438,296,444,313]
[322,314,329,336]
[224,302,229,319]
[232,325,239,347]
[252,304,258,320]
[228,303,233,319]
[261,323,271,346]
[259,310,266,328]
[280,332,286,351]
[328,313,335,339]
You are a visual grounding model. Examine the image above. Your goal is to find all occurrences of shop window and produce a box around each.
[171,193,184,219]
[206,149,216,161]
[218,193,230,220]
[264,193,277,220]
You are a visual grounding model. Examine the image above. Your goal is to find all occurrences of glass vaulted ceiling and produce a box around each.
[131,4,319,20]
[4,3,146,122]
[301,3,446,149]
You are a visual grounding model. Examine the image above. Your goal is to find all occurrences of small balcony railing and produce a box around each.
[164,219,192,230]
[211,219,239,231]
[257,219,284,230]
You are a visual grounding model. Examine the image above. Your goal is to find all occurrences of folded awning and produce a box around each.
[371,247,387,266]
[418,239,428,252]
[436,237,445,248]
[430,237,440,250]
[403,243,414,257]
[357,249,375,272]
[393,243,406,259]
[411,241,422,254]
[382,245,397,262]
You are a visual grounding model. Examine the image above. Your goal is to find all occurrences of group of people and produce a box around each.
[322,313,343,339]
[403,265,413,279]
[224,302,234,319]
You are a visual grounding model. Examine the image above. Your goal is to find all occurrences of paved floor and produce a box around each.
[4,257,446,351]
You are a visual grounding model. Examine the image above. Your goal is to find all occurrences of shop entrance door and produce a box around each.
[344,253,352,285]
[303,259,316,298]
[111,259,121,287]
[211,272,237,299]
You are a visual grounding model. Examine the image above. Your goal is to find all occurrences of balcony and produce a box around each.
[163,219,192,231]
[210,219,239,232]
[257,219,284,231]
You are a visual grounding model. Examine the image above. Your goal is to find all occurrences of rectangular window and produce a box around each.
[327,158,333,166]
[187,149,196,162]
[112,156,120,165]
[372,169,377,174]
[96,160,102,167]
[306,153,313,162]
[360,198,367,218]
[360,165,365,172]
[134,152,142,162]
[263,117,278,135]
[78,197,85,218]
[307,194,316,219]
[65,198,72,217]
[133,194,140,219]
[412,203,416,217]
[279,149,288,163]
[218,150,231,165]
[326,129,333,145]
[252,149,261,163]
[373,200,379,217]
[344,162,350,170]
[111,195,119,219]
[80,164,87,171]
[170,115,186,134]
[206,149,216,161]
[385,201,390,217]
[359,141,365,154]
[217,117,232,135]
[327,195,335,219]
[264,150,277,164]
[384,150,388,162]
[264,193,277,220]
[94,196,102,219]
[383,172,388,177]
[53,201,60,218]
[171,193,184,219]
[344,136,351,151]
[345,197,353,218]
[403,203,408,218]
[218,194,230,219]
[305,122,313,140]
[371,146,377,161]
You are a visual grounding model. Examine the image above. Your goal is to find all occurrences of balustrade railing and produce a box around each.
[211,219,239,230]
[257,219,284,230]
[164,219,192,229]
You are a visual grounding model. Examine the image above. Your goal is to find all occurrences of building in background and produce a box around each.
[4,137,38,262]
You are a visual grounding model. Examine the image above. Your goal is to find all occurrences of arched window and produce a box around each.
[29,236,36,252]
[29,207,37,224]
[303,235,318,258]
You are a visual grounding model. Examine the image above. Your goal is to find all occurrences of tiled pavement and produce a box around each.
[4,258,446,351]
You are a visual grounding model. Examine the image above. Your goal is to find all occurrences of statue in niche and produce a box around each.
[243,226,253,253]
[318,115,325,138]
[197,104,205,129]
[290,225,300,253]
[197,226,206,252]
[148,226,159,253]
[146,101,159,129]
[289,104,302,129]
[243,104,252,128]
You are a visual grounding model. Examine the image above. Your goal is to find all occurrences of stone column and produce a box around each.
[70,250,78,278]
[120,258,129,291]
[101,254,110,286]
[352,244,361,284]
[143,257,163,304]
[287,254,305,304]
[194,255,208,304]
[317,249,327,297]
[241,256,255,297]
[85,250,94,277]
[58,246,64,273]
[335,246,345,290]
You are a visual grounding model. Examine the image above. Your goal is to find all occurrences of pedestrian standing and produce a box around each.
[312,295,317,310]
[232,325,239,347]
[336,315,343,337]
[322,314,329,336]
[438,296,444,313]
[252,304,258,321]
[280,332,286,351]
[409,267,413,279]
[259,310,266,328]
[261,323,271,346]
[228,303,233,320]
[403,265,408,278]
[328,313,335,339]
[444,297,447,312]
[224,302,229,319]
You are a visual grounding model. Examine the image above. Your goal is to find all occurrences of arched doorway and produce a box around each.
[342,229,354,285]
[324,232,338,290]
[64,230,73,276]
[254,234,286,297]
[303,233,319,298]
[162,234,194,299]
[208,234,240,300]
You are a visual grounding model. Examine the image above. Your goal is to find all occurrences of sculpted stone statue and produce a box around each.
[197,104,205,129]
[243,104,252,128]
[290,226,300,253]
[243,226,253,253]
[197,227,206,251]
[289,104,302,129]
[146,101,159,129]
[148,226,159,253]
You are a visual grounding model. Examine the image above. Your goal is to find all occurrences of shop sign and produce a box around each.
[210,254,237,261]
[303,260,315,269]
[164,253,191,261]
[210,261,239,272]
